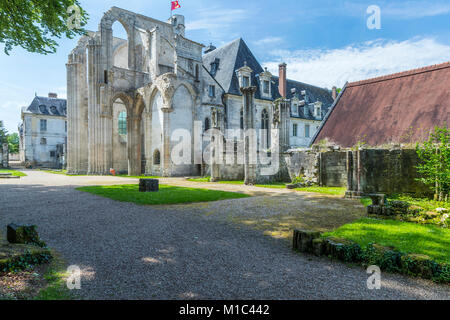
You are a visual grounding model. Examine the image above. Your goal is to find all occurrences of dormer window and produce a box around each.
[236,63,253,89]
[210,58,220,76]
[39,105,47,113]
[262,80,270,94]
[259,68,272,98]
[243,76,250,88]
[314,101,322,118]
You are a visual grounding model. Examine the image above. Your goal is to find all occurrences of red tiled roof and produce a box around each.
[313,61,450,147]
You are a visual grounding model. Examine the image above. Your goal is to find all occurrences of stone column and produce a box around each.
[66,48,89,174]
[87,38,102,175]
[127,115,142,176]
[161,107,173,177]
[210,109,222,182]
[241,86,257,185]
[143,110,152,174]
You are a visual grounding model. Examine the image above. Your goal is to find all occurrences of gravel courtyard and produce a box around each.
[0,170,449,300]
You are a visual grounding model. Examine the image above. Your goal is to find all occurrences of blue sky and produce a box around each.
[1,0,450,133]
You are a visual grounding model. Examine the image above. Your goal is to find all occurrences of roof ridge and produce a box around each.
[348,61,450,87]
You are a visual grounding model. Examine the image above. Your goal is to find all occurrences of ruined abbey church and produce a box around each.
[67,7,333,180]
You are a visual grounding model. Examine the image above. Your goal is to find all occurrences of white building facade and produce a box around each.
[19,93,67,168]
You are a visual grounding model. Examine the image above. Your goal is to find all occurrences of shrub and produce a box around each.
[416,125,449,202]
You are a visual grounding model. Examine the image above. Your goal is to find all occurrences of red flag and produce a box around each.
[171,1,181,11]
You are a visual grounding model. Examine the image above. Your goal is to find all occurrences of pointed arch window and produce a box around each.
[118,111,127,135]
[153,149,161,165]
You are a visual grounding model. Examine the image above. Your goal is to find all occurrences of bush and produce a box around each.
[416,125,449,202]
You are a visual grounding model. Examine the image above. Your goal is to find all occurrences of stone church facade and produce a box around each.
[66,7,333,179]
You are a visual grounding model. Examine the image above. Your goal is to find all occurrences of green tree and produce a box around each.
[416,125,450,202]
[0,120,8,144]
[0,0,88,55]
[7,132,19,154]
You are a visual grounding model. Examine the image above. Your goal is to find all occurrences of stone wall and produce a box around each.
[285,148,427,196]
[319,151,348,187]
[284,150,319,183]
[347,149,428,196]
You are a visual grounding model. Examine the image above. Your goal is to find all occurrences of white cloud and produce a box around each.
[253,37,284,46]
[0,101,26,133]
[383,1,450,19]
[341,1,450,19]
[263,38,450,89]
[186,8,247,31]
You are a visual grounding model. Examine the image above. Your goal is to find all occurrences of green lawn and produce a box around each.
[0,169,27,177]
[77,184,250,205]
[295,186,347,196]
[187,178,287,189]
[116,174,161,179]
[323,218,450,263]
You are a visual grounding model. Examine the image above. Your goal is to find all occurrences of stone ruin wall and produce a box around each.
[285,148,428,196]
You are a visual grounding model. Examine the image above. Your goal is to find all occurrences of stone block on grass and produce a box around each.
[139,179,159,192]
[367,205,383,215]
[367,194,386,206]
[7,224,40,245]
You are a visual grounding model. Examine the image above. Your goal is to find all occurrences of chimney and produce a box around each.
[332,86,337,100]
[204,43,217,54]
[278,63,287,98]
[48,92,58,98]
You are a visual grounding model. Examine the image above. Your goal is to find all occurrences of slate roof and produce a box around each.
[22,96,67,117]
[202,38,333,118]
[312,61,450,147]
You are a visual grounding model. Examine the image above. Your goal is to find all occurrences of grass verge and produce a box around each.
[0,169,27,177]
[188,178,289,189]
[77,184,250,205]
[323,218,450,264]
[294,186,346,196]
[34,252,72,300]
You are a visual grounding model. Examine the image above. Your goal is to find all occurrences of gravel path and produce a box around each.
[0,170,449,300]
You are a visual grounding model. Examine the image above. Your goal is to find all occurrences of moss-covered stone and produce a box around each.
[7,224,44,247]
[400,254,434,279]
[293,229,321,253]
[312,238,325,257]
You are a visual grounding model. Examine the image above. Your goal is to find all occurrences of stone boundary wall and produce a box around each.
[319,151,348,187]
[286,148,428,196]
[284,149,347,187]
[347,148,428,197]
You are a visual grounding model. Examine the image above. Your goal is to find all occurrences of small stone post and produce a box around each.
[2,143,9,168]
[139,179,159,192]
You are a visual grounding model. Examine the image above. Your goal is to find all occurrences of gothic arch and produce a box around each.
[100,8,136,70]
[171,82,196,107]
[110,92,133,114]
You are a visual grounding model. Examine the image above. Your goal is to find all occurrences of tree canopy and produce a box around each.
[0,0,88,55]
[0,121,8,144]
[7,132,19,154]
